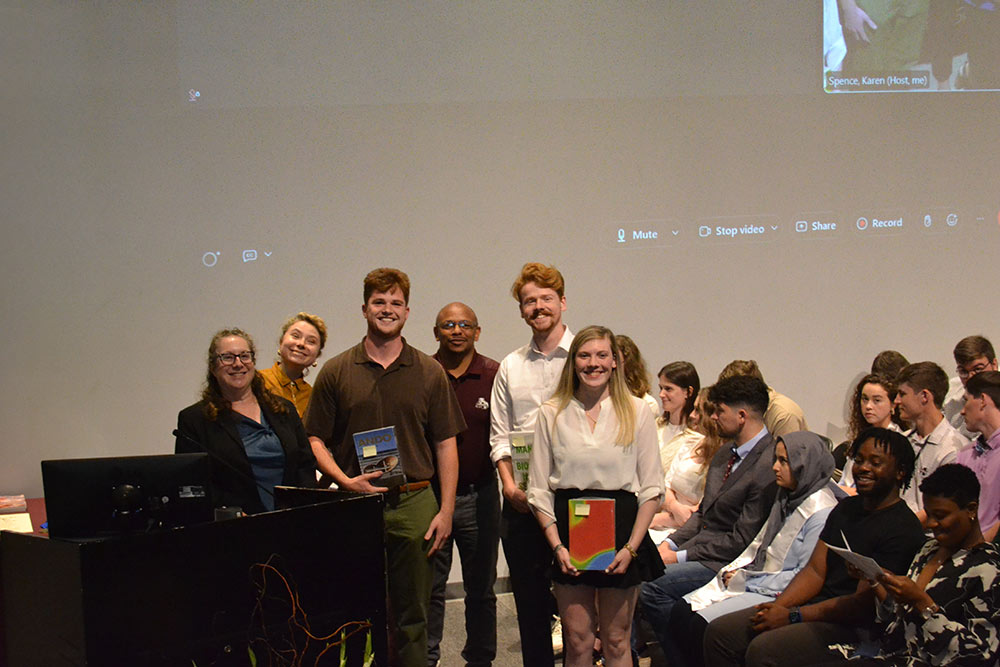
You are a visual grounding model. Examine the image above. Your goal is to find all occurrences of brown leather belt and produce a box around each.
[391,480,430,494]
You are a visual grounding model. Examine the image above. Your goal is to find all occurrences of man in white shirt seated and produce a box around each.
[894,361,969,524]
[942,335,997,439]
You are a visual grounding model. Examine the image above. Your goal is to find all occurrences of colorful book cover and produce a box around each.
[568,497,616,571]
[510,431,533,491]
[353,426,406,488]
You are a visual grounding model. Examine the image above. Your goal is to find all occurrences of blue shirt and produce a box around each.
[236,411,285,512]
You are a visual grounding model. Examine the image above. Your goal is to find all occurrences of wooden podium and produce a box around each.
[0,493,386,666]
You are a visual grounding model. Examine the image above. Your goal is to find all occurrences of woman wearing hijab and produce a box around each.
[662,431,843,667]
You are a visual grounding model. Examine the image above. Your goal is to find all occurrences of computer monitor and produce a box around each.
[41,453,213,540]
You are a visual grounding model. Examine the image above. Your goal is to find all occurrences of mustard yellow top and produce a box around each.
[259,362,312,418]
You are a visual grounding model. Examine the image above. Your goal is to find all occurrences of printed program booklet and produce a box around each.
[568,497,616,571]
[510,431,533,491]
[353,426,406,488]
[828,530,884,581]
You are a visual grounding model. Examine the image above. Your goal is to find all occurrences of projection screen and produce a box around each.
[3,1,999,498]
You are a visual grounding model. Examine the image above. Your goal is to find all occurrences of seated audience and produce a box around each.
[957,370,1000,541]
[664,431,843,667]
[701,427,925,667]
[837,373,899,486]
[638,375,778,653]
[175,328,316,513]
[821,464,1000,667]
[258,312,327,418]
[655,361,701,475]
[649,389,724,536]
[615,334,661,418]
[894,362,969,522]
[943,335,997,439]
[717,360,807,438]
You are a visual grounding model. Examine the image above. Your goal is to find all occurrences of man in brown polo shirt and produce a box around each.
[304,268,465,667]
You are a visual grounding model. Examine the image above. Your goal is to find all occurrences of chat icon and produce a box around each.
[242,249,258,263]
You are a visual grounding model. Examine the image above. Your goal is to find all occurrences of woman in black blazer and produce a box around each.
[175,327,316,514]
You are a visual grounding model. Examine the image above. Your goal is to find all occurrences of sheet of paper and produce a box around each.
[827,543,884,581]
[0,513,33,533]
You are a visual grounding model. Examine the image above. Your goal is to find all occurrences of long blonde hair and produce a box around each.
[549,325,636,446]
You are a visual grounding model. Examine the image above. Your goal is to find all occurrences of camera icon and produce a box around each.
[795,221,808,233]
[698,226,712,238]
[242,249,258,263]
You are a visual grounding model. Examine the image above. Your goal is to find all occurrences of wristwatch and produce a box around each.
[788,607,803,624]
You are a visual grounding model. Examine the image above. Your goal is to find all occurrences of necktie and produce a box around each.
[974,436,990,456]
[722,447,740,482]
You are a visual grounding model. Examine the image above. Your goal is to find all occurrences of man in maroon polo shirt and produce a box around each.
[426,302,501,667]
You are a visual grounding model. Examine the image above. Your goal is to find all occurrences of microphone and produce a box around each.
[173,428,274,500]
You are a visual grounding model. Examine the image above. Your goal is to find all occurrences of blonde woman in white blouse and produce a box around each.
[527,326,665,667]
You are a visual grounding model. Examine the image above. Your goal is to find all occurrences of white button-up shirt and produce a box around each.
[489,327,573,462]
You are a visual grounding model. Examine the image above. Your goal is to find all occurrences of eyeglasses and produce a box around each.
[957,362,991,379]
[437,320,477,330]
[216,351,254,365]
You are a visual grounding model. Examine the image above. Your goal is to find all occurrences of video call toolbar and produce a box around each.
[612,208,994,248]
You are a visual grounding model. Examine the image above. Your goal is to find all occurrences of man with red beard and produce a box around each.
[490,262,573,666]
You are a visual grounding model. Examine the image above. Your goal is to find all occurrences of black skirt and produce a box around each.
[551,488,664,589]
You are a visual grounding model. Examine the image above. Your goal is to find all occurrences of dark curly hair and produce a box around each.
[848,373,897,441]
[201,328,288,420]
[848,426,915,491]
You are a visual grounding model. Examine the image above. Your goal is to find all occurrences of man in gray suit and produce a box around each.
[638,375,778,660]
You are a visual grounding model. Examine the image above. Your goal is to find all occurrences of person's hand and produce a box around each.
[424,510,453,557]
[502,484,531,513]
[751,602,790,632]
[341,471,389,493]
[844,562,867,581]
[878,571,932,609]
[842,2,877,42]
[658,542,678,564]
[554,545,579,576]
[606,546,633,575]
